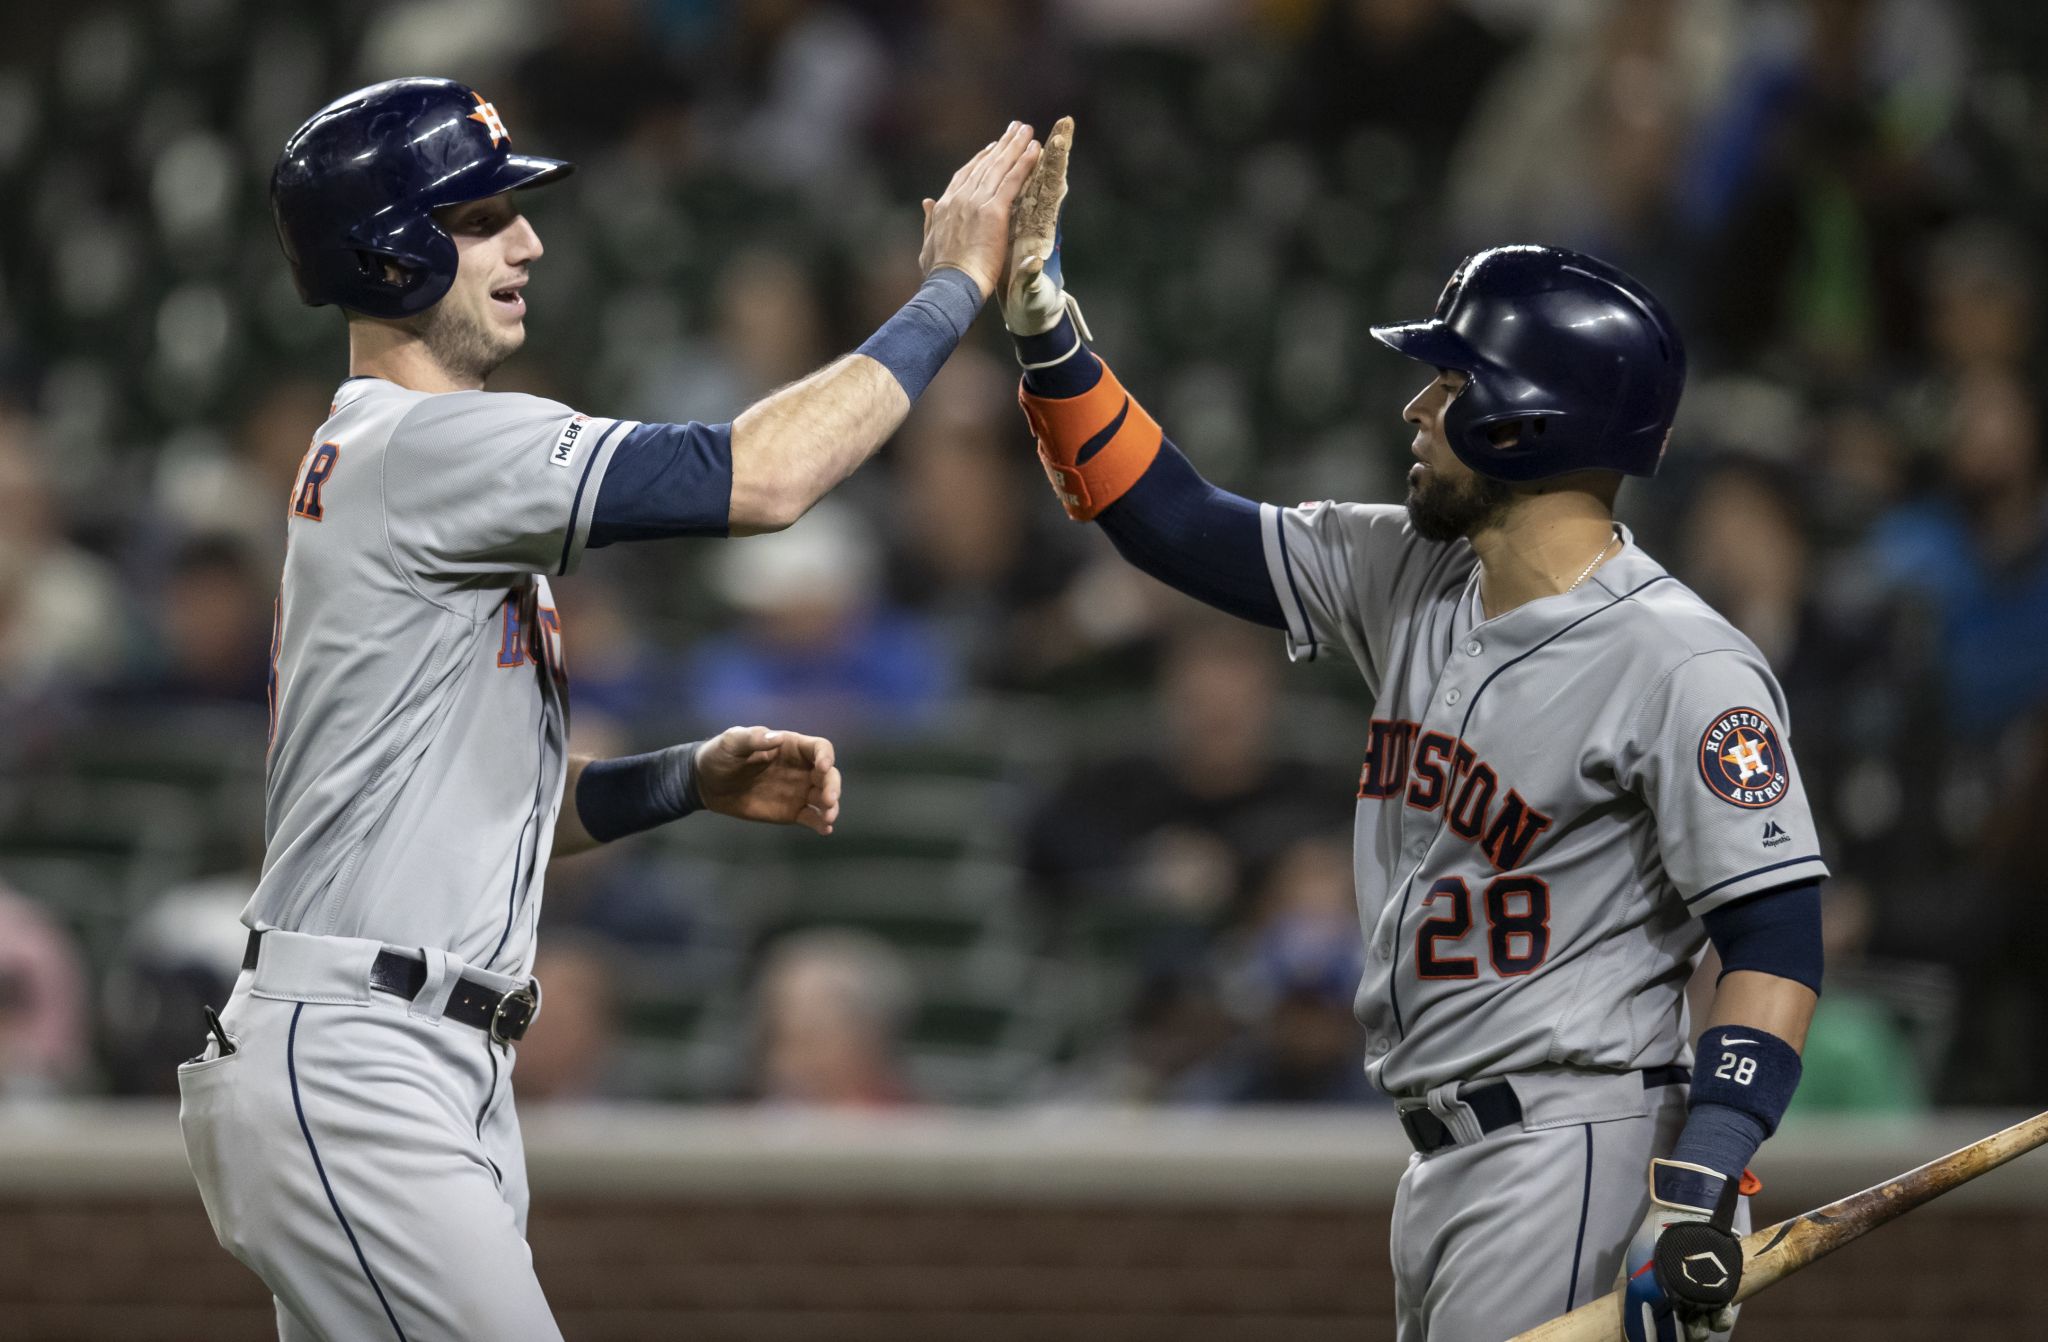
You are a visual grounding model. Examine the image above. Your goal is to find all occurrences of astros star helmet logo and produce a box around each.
[1698,707,1790,809]
[468,92,510,146]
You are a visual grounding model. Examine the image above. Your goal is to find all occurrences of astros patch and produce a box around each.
[1698,708,1788,809]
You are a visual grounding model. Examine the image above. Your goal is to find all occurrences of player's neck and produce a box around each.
[346,321,485,394]
[1470,493,1620,620]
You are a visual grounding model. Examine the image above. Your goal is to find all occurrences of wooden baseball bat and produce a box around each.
[1506,1110,2048,1341]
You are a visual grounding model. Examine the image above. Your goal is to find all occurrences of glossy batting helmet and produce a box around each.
[1370,245,1685,482]
[270,77,573,320]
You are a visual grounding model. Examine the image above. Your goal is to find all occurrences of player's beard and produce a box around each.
[413,298,517,385]
[1405,463,1515,542]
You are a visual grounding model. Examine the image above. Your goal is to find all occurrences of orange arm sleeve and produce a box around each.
[1017,357,1163,521]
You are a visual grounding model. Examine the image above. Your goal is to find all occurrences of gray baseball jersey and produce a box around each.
[254,376,637,977]
[1261,502,1828,1097]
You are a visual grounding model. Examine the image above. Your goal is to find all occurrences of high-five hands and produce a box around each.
[920,122,1041,301]
[694,725,842,836]
[1002,116,1087,339]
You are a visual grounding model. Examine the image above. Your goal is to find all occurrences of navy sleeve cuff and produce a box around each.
[588,421,734,546]
[1701,879,1824,994]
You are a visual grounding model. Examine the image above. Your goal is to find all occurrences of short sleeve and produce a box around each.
[384,391,634,578]
[1619,650,1831,915]
[1260,500,1430,683]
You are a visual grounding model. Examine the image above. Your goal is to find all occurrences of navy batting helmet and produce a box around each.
[270,78,573,320]
[1370,245,1685,483]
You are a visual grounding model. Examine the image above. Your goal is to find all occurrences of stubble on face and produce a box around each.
[409,292,519,386]
[1405,458,1515,542]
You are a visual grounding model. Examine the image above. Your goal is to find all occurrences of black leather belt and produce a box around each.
[243,930,539,1043]
[1399,1065,1692,1155]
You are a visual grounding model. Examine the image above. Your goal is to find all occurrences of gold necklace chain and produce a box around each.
[1565,534,1620,593]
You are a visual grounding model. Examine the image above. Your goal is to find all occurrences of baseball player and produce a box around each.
[1004,124,1826,1341]
[176,77,1038,1340]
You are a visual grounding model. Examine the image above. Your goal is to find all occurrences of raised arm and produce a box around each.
[725,123,1041,534]
[1000,119,1284,629]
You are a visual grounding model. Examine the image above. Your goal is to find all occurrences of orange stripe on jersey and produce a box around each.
[1017,358,1163,521]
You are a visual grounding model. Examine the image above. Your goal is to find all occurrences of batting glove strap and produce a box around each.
[1649,1159,1739,1222]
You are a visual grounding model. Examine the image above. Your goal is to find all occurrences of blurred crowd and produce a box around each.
[0,0,2045,1115]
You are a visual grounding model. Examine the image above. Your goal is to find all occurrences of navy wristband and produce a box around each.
[1668,1103,1768,1185]
[857,267,985,401]
[1675,1023,1803,1182]
[575,741,705,844]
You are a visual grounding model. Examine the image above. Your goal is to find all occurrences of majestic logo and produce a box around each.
[1761,820,1791,848]
[1699,708,1790,809]
[468,92,510,146]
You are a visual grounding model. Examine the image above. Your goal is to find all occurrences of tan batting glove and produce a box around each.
[1002,116,1091,341]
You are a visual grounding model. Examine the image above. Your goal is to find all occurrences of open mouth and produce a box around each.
[490,283,526,317]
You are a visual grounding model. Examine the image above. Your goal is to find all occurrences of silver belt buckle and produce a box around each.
[489,979,541,1045]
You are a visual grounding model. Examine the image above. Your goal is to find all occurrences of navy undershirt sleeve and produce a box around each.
[1096,447,1285,628]
[588,420,734,546]
[1016,316,1283,629]
[1700,878,1824,994]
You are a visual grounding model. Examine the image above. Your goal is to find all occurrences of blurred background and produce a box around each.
[0,0,2046,1337]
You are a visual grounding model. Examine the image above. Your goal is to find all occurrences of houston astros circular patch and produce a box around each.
[1699,708,1789,808]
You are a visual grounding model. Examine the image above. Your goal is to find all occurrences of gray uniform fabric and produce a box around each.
[255,377,633,976]
[1261,503,1818,1339]
[180,932,556,1341]
[182,377,633,1341]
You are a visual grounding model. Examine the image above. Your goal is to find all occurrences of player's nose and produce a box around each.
[1401,382,1436,430]
[506,215,544,264]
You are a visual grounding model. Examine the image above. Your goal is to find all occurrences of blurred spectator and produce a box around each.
[120,534,273,707]
[885,350,1097,690]
[1938,720,2048,1106]
[1286,0,1514,190]
[1025,614,1352,937]
[748,927,917,1108]
[688,497,955,733]
[559,575,672,728]
[1784,881,1927,1115]
[628,246,831,426]
[151,376,333,580]
[1922,219,2036,379]
[723,1,890,196]
[0,0,2040,1112]
[1680,0,1966,372]
[1174,836,1373,1105]
[0,413,124,705]
[1676,455,1955,953]
[544,716,719,953]
[1447,0,1739,268]
[514,935,622,1102]
[98,878,248,1097]
[0,887,90,1101]
[1870,368,2048,741]
[511,0,695,163]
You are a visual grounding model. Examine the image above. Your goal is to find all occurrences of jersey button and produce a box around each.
[1445,688,1462,706]
[1465,640,1482,656]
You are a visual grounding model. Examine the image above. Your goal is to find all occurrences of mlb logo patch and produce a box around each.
[1698,707,1789,809]
[549,415,590,469]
